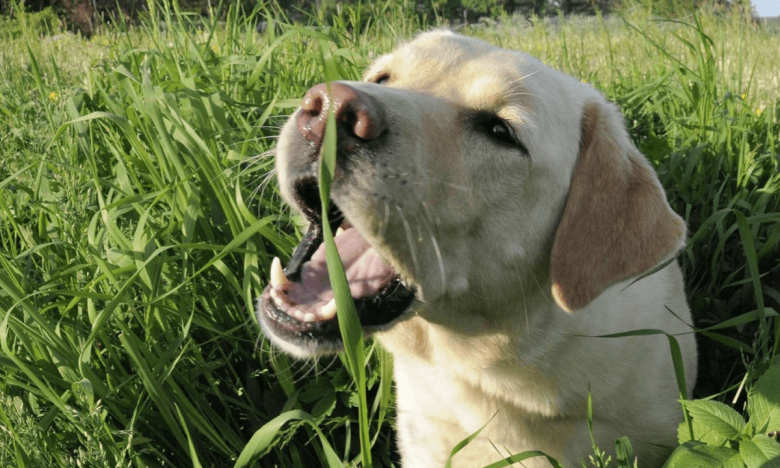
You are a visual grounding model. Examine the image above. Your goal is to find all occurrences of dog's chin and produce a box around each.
[256,178,417,356]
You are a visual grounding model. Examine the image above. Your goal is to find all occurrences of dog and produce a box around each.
[257,30,698,468]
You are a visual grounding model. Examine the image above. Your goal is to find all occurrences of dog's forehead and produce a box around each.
[368,31,538,118]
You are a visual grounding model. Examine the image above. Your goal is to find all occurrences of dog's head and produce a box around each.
[257,31,685,356]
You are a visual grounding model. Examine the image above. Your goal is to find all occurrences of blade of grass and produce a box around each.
[318,88,373,468]
[234,409,342,468]
[314,31,374,467]
[0,404,32,468]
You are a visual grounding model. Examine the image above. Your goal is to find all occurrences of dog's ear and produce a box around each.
[550,101,686,313]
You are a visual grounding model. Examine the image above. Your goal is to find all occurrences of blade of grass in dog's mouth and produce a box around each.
[317,77,373,468]
[318,85,365,369]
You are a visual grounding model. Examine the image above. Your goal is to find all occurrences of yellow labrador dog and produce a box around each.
[257,31,698,467]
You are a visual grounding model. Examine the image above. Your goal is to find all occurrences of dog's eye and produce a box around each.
[472,112,529,156]
[375,74,390,85]
[490,122,512,142]
[480,116,517,145]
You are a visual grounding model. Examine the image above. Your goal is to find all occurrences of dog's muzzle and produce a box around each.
[256,82,415,353]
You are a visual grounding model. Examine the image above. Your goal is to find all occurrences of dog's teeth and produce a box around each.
[270,257,289,290]
[336,226,345,237]
[291,309,304,320]
[270,288,294,308]
[320,299,337,319]
[303,312,316,322]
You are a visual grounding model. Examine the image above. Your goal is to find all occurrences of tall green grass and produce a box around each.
[0,2,778,467]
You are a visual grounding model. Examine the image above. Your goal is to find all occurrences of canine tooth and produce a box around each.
[336,226,345,237]
[320,299,337,320]
[303,312,316,322]
[270,257,289,290]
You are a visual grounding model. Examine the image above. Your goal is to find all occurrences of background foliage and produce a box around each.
[0,0,758,36]
[0,0,779,467]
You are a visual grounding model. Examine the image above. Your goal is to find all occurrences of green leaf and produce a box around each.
[310,390,337,421]
[0,405,31,468]
[682,400,746,440]
[748,363,780,433]
[734,211,768,354]
[615,436,636,468]
[678,418,727,446]
[663,441,743,468]
[740,434,780,468]
[700,308,778,332]
[234,410,342,468]
[317,69,371,466]
[174,404,203,468]
[71,378,95,410]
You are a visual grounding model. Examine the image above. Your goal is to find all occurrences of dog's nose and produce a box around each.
[296,83,386,148]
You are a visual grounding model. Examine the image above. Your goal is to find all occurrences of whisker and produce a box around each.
[292,355,322,383]
[503,91,541,102]
[253,327,266,353]
[205,121,288,136]
[395,204,419,275]
[228,134,283,147]
[222,148,277,181]
[526,262,549,302]
[217,151,278,204]
[421,200,443,227]
[506,68,544,86]
[515,263,530,336]
[420,170,471,191]
[418,205,446,293]
[253,168,279,206]
[378,202,391,240]
[312,353,340,379]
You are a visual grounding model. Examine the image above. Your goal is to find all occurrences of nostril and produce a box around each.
[302,94,324,117]
[340,108,358,132]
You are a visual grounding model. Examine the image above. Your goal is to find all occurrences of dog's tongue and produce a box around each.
[286,227,395,308]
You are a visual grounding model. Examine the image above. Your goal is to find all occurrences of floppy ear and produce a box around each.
[550,101,686,313]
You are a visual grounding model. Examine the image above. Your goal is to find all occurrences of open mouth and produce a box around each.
[258,178,416,348]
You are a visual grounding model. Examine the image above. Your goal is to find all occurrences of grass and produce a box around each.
[0,1,779,467]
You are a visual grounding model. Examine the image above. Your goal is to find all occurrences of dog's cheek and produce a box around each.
[417,116,476,223]
[275,117,311,212]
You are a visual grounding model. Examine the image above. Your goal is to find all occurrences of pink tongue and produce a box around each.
[286,228,395,308]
